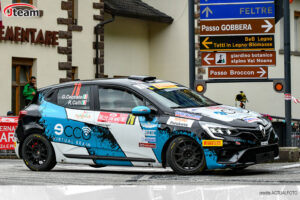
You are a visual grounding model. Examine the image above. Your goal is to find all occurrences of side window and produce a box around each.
[57,84,91,110]
[99,88,144,112]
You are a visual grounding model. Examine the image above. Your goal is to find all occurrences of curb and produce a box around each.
[275,147,300,162]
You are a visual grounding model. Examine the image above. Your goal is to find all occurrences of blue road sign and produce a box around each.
[200,0,274,4]
[200,2,275,20]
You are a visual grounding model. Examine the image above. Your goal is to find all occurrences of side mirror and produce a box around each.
[132,106,151,116]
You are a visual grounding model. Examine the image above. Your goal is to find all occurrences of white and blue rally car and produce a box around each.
[15,76,279,175]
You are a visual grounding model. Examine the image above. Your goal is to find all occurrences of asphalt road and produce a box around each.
[1,159,300,185]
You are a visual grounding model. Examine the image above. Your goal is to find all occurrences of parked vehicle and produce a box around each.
[15,76,279,175]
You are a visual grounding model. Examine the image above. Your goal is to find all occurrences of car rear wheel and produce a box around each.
[167,136,206,175]
[21,134,56,171]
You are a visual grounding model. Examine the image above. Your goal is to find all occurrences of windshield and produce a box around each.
[144,85,217,109]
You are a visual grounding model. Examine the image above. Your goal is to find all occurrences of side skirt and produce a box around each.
[64,154,156,163]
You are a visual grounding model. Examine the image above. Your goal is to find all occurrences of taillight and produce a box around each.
[18,110,27,120]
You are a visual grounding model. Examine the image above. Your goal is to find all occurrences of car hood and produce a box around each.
[176,105,269,128]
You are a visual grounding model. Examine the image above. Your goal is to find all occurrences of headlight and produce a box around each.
[199,121,237,139]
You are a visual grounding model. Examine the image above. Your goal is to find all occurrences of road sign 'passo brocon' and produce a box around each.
[208,67,268,79]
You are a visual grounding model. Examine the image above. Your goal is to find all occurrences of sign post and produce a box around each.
[284,0,292,146]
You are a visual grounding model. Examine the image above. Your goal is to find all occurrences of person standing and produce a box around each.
[23,76,37,106]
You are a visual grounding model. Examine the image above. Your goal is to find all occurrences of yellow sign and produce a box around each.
[152,82,178,89]
[202,140,223,147]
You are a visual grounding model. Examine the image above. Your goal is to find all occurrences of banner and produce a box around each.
[0,117,18,150]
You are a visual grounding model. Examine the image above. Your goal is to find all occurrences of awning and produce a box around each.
[104,0,173,23]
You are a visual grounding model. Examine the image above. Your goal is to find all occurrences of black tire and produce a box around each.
[167,136,206,175]
[232,166,248,171]
[89,165,106,168]
[21,134,56,171]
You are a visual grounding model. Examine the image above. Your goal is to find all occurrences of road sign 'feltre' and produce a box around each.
[208,67,268,79]
[200,19,275,35]
[202,51,276,67]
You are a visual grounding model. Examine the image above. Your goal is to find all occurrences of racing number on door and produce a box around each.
[72,83,82,96]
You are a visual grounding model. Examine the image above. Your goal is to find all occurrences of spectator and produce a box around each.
[23,76,37,106]
[6,111,14,116]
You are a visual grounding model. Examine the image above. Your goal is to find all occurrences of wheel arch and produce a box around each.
[161,134,201,168]
[19,128,49,159]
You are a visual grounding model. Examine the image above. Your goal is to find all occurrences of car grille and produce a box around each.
[237,126,272,141]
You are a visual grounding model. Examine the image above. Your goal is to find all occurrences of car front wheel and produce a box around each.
[167,136,206,175]
[21,134,56,171]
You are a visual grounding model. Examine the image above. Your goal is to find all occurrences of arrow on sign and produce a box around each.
[202,37,212,49]
[257,67,266,77]
[261,20,273,33]
[202,6,213,18]
[204,53,214,64]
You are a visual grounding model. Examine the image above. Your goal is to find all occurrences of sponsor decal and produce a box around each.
[74,111,92,120]
[243,117,261,123]
[220,109,236,114]
[144,129,156,137]
[175,111,202,120]
[54,124,64,136]
[139,142,156,148]
[202,140,223,147]
[144,137,156,143]
[152,82,178,89]
[214,111,228,115]
[3,3,41,17]
[97,112,129,124]
[54,124,91,140]
[167,117,194,128]
[141,122,158,129]
[206,106,226,110]
[126,114,136,125]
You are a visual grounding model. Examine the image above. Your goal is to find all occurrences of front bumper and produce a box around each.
[217,143,279,165]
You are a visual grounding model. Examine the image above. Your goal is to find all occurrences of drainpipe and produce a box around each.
[95,14,115,78]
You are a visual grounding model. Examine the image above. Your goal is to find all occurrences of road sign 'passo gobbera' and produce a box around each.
[202,51,276,67]
[200,19,275,36]
[200,35,274,51]
[200,2,275,20]
[208,67,268,79]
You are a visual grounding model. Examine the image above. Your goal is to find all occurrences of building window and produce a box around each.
[12,0,33,4]
[295,11,300,51]
[11,58,33,115]
[71,0,78,25]
[71,67,78,81]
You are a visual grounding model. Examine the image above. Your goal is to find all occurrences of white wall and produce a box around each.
[146,0,190,86]
[104,16,150,77]
[72,0,99,80]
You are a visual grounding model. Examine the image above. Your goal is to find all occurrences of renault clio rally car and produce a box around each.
[15,76,279,175]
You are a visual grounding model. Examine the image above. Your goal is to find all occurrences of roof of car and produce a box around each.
[38,77,167,92]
